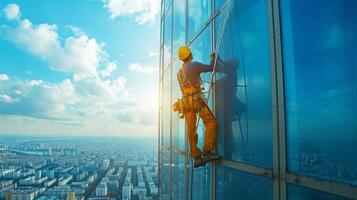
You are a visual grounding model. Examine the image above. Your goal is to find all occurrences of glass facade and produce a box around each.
[281,0,357,186]
[158,0,357,199]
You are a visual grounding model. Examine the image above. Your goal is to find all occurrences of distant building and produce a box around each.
[101,159,110,170]
[5,191,11,200]
[95,182,108,197]
[67,191,75,200]
[121,182,132,200]
[35,170,42,179]
[6,190,35,200]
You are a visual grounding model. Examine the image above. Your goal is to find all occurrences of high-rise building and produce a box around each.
[96,182,108,197]
[5,191,11,200]
[35,170,42,179]
[122,182,132,200]
[67,191,76,200]
[158,0,357,199]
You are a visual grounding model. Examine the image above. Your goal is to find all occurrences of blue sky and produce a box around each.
[0,0,160,136]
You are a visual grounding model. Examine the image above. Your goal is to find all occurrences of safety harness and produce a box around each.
[172,63,204,118]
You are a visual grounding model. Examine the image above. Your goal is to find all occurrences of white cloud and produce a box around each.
[1,5,106,80]
[67,25,84,36]
[128,63,157,74]
[0,78,79,119]
[0,74,9,81]
[148,51,159,57]
[3,3,20,20]
[0,4,158,135]
[0,94,17,104]
[99,62,118,77]
[104,0,160,25]
[75,76,127,100]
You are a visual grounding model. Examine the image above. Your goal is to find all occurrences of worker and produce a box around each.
[173,45,222,168]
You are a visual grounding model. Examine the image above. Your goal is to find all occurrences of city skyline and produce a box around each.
[0,135,158,200]
[0,0,160,137]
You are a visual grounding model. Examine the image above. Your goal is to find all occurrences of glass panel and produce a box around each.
[164,0,173,18]
[216,165,273,200]
[281,0,357,185]
[160,151,171,199]
[162,3,172,148]
[189,27,212,150]
[171,153,185,200]
[188,0,211,40]
[215,0,226,12]
[287,184,348,200]
[162,67,171,148]
[188,163,211,200]
[172,0,186,151]
[215,0,273,168]
[164,2,172,69]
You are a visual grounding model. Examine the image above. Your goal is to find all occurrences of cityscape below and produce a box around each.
[0,136,158,200]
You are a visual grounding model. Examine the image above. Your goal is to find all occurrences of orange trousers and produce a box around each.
[184,100,217,158]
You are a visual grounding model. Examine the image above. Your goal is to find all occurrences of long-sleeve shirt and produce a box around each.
[184,60,214,86]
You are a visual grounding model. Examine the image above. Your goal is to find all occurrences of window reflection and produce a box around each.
[172,153,185,200]
[215,0,273,168]
[188,0,211,40]
[287,184,347,200]
[172,0,186,151]
[216,165,273,200]
[281,0,357,185]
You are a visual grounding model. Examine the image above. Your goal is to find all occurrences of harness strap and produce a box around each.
[178,62,200,95]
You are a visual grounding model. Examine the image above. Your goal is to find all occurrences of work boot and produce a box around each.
[202,151,222,164]
[194,156,206,168]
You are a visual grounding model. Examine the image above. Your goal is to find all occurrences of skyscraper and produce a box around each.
[158,0,357,199]
[67,191,76,200]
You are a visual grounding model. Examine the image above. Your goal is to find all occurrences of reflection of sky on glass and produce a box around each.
[282,0,357,185]
[215,0,273,168]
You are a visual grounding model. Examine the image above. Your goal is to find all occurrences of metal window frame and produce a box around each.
[158,0,164,199]
[268,0,287,199]
[184,1,189,200]
[210,0,216,199]
[159,0,357,199]
[169,1,174,199]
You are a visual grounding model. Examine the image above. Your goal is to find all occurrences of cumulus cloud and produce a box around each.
[0,75,131,121]
[0,77,79,119]
[148,51,159,57]
[128,63,157,74]
[0,74,9,81]
[1,4,106,80]
[104,0,160,25]
[0,4,157,134]
[0,94,17,104]
[3,3,20,20]
[99,62,118,77]
[75,76,127,100]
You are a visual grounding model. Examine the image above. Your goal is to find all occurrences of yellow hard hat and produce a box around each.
[178,46,191,61]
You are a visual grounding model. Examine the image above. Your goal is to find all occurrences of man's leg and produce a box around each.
[184,112,201,158]
[199,101,217,153]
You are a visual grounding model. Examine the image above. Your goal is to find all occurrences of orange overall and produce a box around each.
[177,62,217,158]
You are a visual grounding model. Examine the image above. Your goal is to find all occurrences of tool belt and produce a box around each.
[172,94,204,119]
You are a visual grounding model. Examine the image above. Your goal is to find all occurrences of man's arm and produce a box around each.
[190,62,214,73]
[190,52,217,73]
